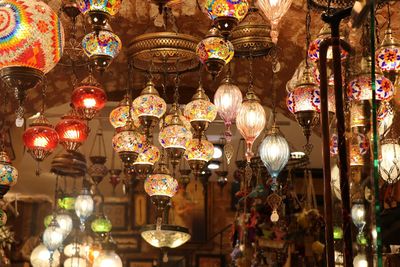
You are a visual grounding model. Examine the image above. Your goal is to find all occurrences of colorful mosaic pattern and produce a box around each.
[0,152,18,187]
[287,85,321,114]
[109,105,140,129]
[205,0,249,21]
[184,139,214,162]
[77,0,122,16]
[161,113,191,131]
[308,37,348,62]
[112,129,145,154]
[159,125,192,149]
[376,46,400,72]
[91,216,112,233]
[135,144,160,165]
[0,0,64,73]
[348,74,394,101]
[330,134,338,156]
[196,35,234,64]
[378,102,394,136]
[184,99,217,123]
[133,94,167,119]
[0,209,7,226]
[350,133,369,166]
[144,174,178,197]
[82,30,121,59]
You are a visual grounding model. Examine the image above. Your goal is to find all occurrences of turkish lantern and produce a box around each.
[55,109,89,152]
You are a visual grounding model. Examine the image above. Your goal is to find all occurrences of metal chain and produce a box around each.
[248,52,254,92]
[305,2,312,67]
[173,72,180,105]
[0,90,6,151]
[41,76,48,114]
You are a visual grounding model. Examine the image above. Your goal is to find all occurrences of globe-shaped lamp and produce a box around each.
[379,139,400,184]
[196,27,234,77]
[55,211,73,238]
[91,214,112,236]
[75,188,94,229]
[353,253,368,267]
[109,94,140,129]
[351,202,366,231]
[43,219,64,252]
[184,136,214,177]
[132,143,160,177]
[77,0,122,29]
[72,75,107,120]
[376,28,400,73]
[55,109,89,152]
[93,250,123,267]
[30,244,60,267]
[0,151,18,198]
[23,114,59,162]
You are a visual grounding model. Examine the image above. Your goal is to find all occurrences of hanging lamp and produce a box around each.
[88,128,108,185]
[76,0,122,30]
[92,237,123,267]
[379,139,400,184]
[0,151,18,199]
[74,187,94,231]
[184,134,214,178]
[109,94,140,130]
[30,244,61,267]
[132,143,160,178]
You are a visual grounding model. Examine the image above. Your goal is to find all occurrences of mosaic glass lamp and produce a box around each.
[23,114,59,162]
[77,0,122,29]
[0,151,18,198]
[91,214,112,236]
[376,28,400,73]
[132,143,160,177]
[82,29,122,71]
[71,74,107,120]
[196,27,234,78]
[109,94,140,129]
[184,135,214,177]
[204,0,249,34]
[55,109,89,152]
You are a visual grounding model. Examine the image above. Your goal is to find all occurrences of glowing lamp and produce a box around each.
[72,75,107,120]
[204,0,249,34]
[351,202,366,231]
[196,27,234,77]
[0,151,18,198]
[132,143,160,177]
[23,114,59,162]
[0,209,7,226]
[379,139,400,184]
[58,196,76,211]
[184,136,214,177]
[184,85,217,136]
[353,253,367,267]
[236,91,266,161]
[214,74,243,142]
[43,218,64,252]
[109,94,140,129]
[0,0,64,122]
[74,188,94,230]
[93,250,123,267]
[91,214,112,235]
[77,0,122,29]
[82,29,122,71]
[55,211,73,238]
[30,244,60,267]
[141,224,191,249]
[55,109,89,152]
[376,28,400,73]
[64,257,88,267]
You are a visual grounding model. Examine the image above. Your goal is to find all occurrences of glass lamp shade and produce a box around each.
[214,75,243,141]
[204,0,249,32]
[159,118,192,150]
[42,220,64,252]
[112,121,146,164]
[0,151,18,190]
[376,28,400,72]
[30,244,60,267]
[134,144,160,165]
[0,209,7,226]
[77,0,122,16]
[259,126,290,179]
[308,23,348,62]
[55,212,73,238]
[0,0,64,74]
[144,174,179,198]
[64,256,88,267]
[287,85,322,114]
[351,203,366,230]
[236,91,266,160]
[348,74,394,101]
[23,114,59,161]
[378,102,394,137]
[257,0,293,43]
[379,139,400,184]
[184,138,214,162]
[71,75,107,120]
[133,80,167,119]
[91,215,112,234]
[350,133,369,167]
[75,188,94,223]
[93,250,123,267]
[109,95,140,129]
[58,196,76,211]
[353,253,368,267]
[82,30,122,70]
[55,109,89,152]
[161,112,191,131]
[196,27,234,77]
[184,85,218,125]
[141,224,191,249]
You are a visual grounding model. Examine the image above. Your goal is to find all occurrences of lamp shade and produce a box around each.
[133,80,167,119]
[55,109,89,152]
[23,114,59,161]
[376,28,400,72]
[74,188,94,223]
[91,215,112,234]
[55,211,73,238]
[379,139,400,184]
[351,203,366,230]
[144,173,179,198]
[159,107,192,150]
[93,250,123,267]
[77,0,122,16]
[109,95,140,129]
[112,121,146,162]
[0,0,64,74]
[0,151,18,189]
[30,244,60,267]
[259,126,290,179]
[42,219,64,251]
[184,138,214,162]
[161,108,191,131]
[141,224,191,249]
[71,75,107,120]
[184,86,217,124]
[204,0,249,32]
[134,144,160,165]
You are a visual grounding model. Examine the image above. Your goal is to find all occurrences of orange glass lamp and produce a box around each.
[55,109,89,152]
[23,114,59,162]
[184,135,214,177]
[132,143,160,178]
[0,0,64,123]
[71,75,107,120]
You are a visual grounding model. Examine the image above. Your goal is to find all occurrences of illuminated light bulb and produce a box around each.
[42,219,64,252]
[93,250,123,267]
[83,98,97,108]
[351,203,366,230]
[30,244,60,267]
[353,253,368,267]
[33,137,49,148]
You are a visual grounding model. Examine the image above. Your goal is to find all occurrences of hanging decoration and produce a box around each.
[92,238,123,267]
[379,139,400,184]
[77,0,122,29]
[74,187,95,231]
[88,128,108,185]
[132,143,160,178]
[30,244,61,267]
[0,151,18,200]
[109,94,140,129]
[184,134,214,178]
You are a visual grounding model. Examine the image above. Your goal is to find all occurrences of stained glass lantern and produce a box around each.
[259,126,290,189]
[376,28,400,73]
[132,143,160,177]
[348,57,395,102]
[214,73,243,142]
[257,0,293,44]
[71,75,107,120]
[308,23,348,62]
[30,244,60,267]
[0,151,18,198]
[204,0,249,34]
[0,209,7,226]
[77,0,122,29]
[160,104,193,168]
[55,211,73,238]
[43,218,64,252]
[91,214,112,236]
[236,91,266,162]
[112,119,146,166]
[0,0,64,123]
[109,94,140,129]
[82,29,122,71]
[88,156,108,185]
[350,133,369,167]
[75,188,94,230]
[378,101,394,137]
[184,85,217,136]
[184,136,214,177]
[160,106,191,131]
[133,80,167,138]
[55,109,89,152]
[196,27,234,78]
[379,139,400,184]
[58,195,76,211]
[23,114,59,162]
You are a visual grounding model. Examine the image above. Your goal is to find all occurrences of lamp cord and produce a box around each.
[305,1,311,68]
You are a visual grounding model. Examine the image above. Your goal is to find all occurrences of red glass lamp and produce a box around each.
[55,109,89,152]
[71,75,107,120]
[23,114,59,162]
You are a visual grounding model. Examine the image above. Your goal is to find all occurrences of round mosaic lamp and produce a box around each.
[376,28,400,73]
[55,109,89,152]
[91,214,112,237]
[71,74,107,120]
[77,0,122,29]
[132,143,160,178]
[184,136,214,177]
[82,29,122,71]
[204,0,249,35]
[0,0,64,123]
[196,27,234,78]
[23,114,59,162]
[109,94,140,129]
[0,151,18,198]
